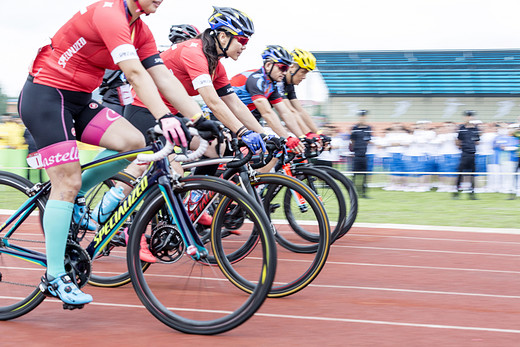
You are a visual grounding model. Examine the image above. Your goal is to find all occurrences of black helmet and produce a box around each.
[464,110,475,116]
[208,6,255,38]
[261,45,293,66]
[169,24,200,44]
[358,110,369,116]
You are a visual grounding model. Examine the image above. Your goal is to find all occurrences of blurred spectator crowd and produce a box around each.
[2,114,520,196]
[318,120,520,196]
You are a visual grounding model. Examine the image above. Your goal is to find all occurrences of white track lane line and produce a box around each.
[276,257,520,274]
[332,245,520,257]
[305,284,520,299]
[348,233,520,245]
[29,298,520,334]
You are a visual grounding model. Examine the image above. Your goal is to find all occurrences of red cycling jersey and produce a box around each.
[132,38,233,114]
[30,0,159,93]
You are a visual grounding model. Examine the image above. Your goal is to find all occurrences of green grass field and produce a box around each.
[355,188,520,229]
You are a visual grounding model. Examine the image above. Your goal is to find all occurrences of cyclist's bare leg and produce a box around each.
[47,162,82,202]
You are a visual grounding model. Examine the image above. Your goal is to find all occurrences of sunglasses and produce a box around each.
[234,35,249,46]
[275,63,290,72]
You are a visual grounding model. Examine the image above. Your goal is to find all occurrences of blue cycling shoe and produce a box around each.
[73,196,97,231]
[40,273,93,307]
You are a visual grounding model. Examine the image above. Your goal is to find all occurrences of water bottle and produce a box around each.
[92,186,125,224]
[187,190,203,212]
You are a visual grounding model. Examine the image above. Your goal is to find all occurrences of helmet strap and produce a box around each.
[289,66,300,83]
[264,61,276,82]
[213,31,232,58]
[133,0,149,16]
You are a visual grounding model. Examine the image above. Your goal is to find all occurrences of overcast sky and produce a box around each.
[1,0,520,96]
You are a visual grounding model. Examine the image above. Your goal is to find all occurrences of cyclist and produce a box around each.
[231,45,306,155]
[125,7,266,156]
[18,0,213,307]
[277,48,323,143]
[168,24,201,44]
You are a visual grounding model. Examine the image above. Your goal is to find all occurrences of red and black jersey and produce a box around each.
[132,38,233,114]
[230,67,283,112]
[30,0,160,93]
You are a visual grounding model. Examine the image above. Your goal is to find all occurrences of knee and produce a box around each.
[48,170,82,201]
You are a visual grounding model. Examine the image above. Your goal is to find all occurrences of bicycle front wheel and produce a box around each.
[0,171,47,320]
[256,173,331,297]
[314,166,358,242]
[290,166,346,244]
[126,176,276,335]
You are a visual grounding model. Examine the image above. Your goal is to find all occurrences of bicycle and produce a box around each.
[182,139,331,297]
[0,129,277,335]
[276,138,359,243]
[92,138,331,298]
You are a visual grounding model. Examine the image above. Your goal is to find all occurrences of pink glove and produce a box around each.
[159,115,188,147]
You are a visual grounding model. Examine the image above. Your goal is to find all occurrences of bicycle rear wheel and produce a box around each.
[0,171,47,320]
[126,176,276,335]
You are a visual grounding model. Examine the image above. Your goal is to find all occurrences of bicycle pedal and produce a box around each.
[62,303,85,310]
[39,276,50,295]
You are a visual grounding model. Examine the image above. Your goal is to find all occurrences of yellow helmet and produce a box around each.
[292,48,316,71]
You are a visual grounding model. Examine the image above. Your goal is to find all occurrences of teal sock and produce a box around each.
[43,200,73,278]
[78,149,130,196]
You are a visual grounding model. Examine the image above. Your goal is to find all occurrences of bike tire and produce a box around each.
[314,166,358,242]
[289,166,346,244]
[0,171,47,320]
[255,173,331,297]
[126,175,276,335]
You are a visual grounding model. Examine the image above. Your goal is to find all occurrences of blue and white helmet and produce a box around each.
[261,45,294,66]
[208,6,255,38]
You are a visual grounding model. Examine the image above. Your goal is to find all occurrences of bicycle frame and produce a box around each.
[0,140,208,269]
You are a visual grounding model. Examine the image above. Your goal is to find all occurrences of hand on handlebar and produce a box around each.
[158,114,190,147]
[286,136,305,154]
[189,115,224,142]
[305,132,321,142]
[241,130,266,152]
[262,134,283,150]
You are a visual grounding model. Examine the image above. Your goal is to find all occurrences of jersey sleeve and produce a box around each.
[246,73,268,101]
[213,62,233,94]
[179,44,214,90]
[92,5,138,64]
[268,86,283,105]
[133,22,162,66]
[284,83,297,100]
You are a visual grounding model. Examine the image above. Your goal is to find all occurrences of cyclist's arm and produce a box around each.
[220,93,265,134]
[197,85,244,134]
[289,98,319,134]
[272,101,305,137]
[146,64,202,119]
[118,59,170,119]
[282,99,311,134]
[253,98,290,137]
